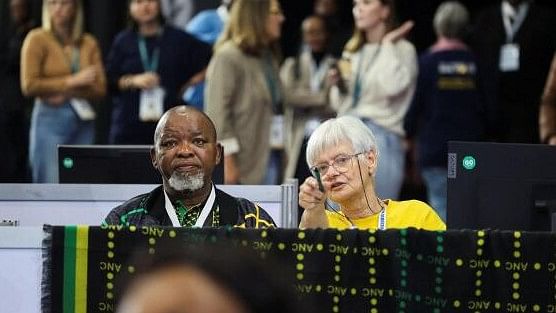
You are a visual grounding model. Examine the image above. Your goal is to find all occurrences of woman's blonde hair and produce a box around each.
[42,0,84,43]
[345,0,398,53]
[215,0,278,55]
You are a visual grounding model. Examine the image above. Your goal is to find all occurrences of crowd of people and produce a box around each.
[1,0,556,225]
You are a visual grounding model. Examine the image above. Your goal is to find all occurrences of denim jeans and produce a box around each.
[421,167,447,222]
[263,149,282,185]
[29,100,94,183]
[361,118,405,200]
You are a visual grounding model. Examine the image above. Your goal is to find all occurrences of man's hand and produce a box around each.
[383,20,414,43]
[130,72,160,90]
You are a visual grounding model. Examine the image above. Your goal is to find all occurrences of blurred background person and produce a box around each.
[469,0,556,143]
[160,0,194,28]
[280,15,336,184]
[0,0,35,182]
[313,0,351,58]
[328,0,418,200]
[539,53,556,145]
[205,0,285,185]
[106,0,212,144]
[20,0,106,183]
[298,116,445,230]
[183,0,234,110]
[404,1,486,222]
[116,244,304,313]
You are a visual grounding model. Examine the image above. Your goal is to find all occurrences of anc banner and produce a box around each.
[42,225,556,313]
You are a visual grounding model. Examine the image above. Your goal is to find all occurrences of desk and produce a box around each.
[0,182,298,228]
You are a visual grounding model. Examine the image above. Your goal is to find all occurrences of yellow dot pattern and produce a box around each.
[296,231,305,282]
[512,232,521,301]
[368,232,379,311]
[474,231,486,302]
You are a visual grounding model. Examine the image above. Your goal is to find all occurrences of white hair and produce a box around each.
[433,1,469,39]
[306,116,379,167]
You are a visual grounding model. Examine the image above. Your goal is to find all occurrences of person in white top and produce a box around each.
[328,0,417,200]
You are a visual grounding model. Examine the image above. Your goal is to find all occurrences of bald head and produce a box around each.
[154,106,217,148]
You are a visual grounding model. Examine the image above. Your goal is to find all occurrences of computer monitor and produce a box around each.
[447,141,556,231]
[58,145,224,184]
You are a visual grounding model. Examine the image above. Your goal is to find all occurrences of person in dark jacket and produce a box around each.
[103,106,275,228]
[404,1,486,222]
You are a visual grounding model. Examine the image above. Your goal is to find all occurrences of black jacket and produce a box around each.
[103,185,275,228]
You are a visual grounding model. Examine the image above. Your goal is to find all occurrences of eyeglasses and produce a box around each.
[311,153,364,177]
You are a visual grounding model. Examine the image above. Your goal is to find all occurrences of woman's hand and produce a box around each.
[299,177,326,212]
[299,176,330,228]
[67,66,97,89]
[382,20,414,43]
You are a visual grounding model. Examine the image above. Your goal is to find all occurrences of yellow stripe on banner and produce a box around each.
[74,225,89,313]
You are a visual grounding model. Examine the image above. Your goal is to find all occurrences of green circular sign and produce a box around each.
[462,156,476,170]
[63,157,74,169]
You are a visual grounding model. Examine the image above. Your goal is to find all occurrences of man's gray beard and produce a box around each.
[168,171,205,192]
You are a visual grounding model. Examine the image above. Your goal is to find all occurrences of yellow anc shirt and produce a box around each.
[325,200,446,231]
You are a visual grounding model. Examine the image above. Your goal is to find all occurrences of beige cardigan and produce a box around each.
[280,51,337,179]
[205,41,281,184]
[20,28,106,100]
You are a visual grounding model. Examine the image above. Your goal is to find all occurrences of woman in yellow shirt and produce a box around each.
[298,116,445,231]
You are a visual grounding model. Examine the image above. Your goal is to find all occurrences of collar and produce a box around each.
[163,184,216,227]
[430,37,468,52]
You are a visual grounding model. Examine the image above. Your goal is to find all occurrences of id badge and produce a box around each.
[70,98,96,121]
[139,87,165,122]
[270,115,285,149]
[499,44,520,72]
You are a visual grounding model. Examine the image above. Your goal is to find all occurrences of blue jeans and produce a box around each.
[263,149,282,185]
[421,167,447,222]
[362,119,405,199]
[29,101,94,183]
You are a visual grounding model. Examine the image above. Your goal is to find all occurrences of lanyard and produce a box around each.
[138,36,160,72]
[262,51,283,113]
[352,45,381,107]
[69,47,80,73]
[501,2,529,43]
[164,185,216,227]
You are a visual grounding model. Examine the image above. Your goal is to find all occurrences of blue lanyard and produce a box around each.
[352,45,381,108]
[138,36,160,72]
[262,51,282,113]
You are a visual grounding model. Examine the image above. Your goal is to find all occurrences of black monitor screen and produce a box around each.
[447,141,556,231]
[59,145,224,184]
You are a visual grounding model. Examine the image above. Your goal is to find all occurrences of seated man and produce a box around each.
[103,106,275,228]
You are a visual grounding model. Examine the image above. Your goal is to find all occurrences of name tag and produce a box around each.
[139,87,165,122]
[70,98,96,121]
[499,44,520,72]
[270,115,285,149]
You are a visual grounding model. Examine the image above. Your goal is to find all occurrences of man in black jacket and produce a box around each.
[103,106,275,228]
